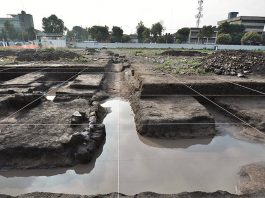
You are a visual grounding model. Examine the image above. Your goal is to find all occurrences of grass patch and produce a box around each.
[157,57,207,75]
[0,56,16,65]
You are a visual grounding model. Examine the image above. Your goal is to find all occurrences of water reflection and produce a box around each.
[138,135,213,149]
[0,139,105,178]
[45,95,56,101]
[1,98,265,196]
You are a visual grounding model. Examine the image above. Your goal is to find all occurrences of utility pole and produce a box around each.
[195,0,204,28]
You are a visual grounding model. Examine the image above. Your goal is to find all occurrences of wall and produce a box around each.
[41,39,66,48]
[75,42,265,51]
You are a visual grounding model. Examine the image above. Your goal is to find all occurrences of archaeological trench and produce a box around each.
[0,49,265,197]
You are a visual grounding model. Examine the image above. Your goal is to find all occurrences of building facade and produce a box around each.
[188,28,218,44]
[0,11,34,32]
[218,12,265,34]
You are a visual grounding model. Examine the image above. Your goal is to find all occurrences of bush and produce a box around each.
[216,33,232,44]
[241,32,262,45]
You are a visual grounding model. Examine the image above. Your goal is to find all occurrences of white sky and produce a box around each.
[1,0,265,34]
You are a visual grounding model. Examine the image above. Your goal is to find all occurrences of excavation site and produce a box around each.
[0,48,265,198]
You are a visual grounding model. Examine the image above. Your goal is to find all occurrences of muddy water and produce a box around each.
[1,98,265,196]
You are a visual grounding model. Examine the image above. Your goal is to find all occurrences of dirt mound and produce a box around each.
[0,50,19,58]
[202,51,265,76]
[161,50,207,57]
[85,48,98,55]
[16,49,82,61]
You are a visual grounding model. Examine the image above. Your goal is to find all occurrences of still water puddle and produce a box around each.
[1,98,265,196]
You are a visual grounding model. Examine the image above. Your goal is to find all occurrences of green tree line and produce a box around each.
[1,14,265,45]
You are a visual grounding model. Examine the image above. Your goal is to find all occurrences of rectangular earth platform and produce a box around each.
[214,96,265,132]
[56,82,96,98]
[134,97,215,138]
[1,73,44,87]
[69,74,104,89]
[131,64,265,97]
[0,99,106,169]
[56,88,96,98]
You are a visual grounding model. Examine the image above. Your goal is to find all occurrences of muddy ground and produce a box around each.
[2,191,265,198]
[1,48,265,197]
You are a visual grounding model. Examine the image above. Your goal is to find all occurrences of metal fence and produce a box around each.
[75,42,265,51]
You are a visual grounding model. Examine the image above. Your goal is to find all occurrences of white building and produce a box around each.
[188,28,218,44]
[36,32,66,48]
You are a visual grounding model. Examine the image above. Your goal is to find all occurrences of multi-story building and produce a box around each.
[188,27,218,44]
[0,11,34,32]
[218,12,265,34]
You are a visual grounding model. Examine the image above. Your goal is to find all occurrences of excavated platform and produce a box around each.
[214,97,265,132]
[133,97,215,138]
[0,60,109,70]
[0,99,106,169]
[56,84,96,98]
[70,74,104,89]
[132,64,265,97]
[140,74,265,96]
[1,73,44,87]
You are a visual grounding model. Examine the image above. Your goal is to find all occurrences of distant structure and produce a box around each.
[36,32,66,48]
[195,0,204,28]
[0,11,34,32]
[218,12,265,34]
[188,27,218,44]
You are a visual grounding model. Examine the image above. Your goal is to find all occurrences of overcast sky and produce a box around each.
[1,0,264,34]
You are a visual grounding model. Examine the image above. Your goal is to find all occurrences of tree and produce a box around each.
[136,21,146,43]
[73,26,88,41]
[262,34,265,46]
[198,25,215,43]
[156,36,165,43]
[216,33,232,44]
[88,25,109,42]
[66,30,75,42]
[151,22,164,42]
[163,33,174,43]
[241,32,262,45]
[143,28,151,43]
[121,35,131,43]
[175,28,190,43]
[42,15,64,34]
[218,22,245,44]
[199,25,215,38]
[66,26,88,42]
[111,26,123,42]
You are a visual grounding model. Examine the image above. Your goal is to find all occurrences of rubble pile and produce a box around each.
[16,49,82,61]
[68,101,106,163]
[161,50,207,57]
[0,50,18,58]
[85,48,98,55]
[110,53,128,63]
[202,51,265,76]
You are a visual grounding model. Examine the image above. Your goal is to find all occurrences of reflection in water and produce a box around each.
[138,134,213,149]
[1,98,265,196]
[46,95,56,101]
[0,139,106,178]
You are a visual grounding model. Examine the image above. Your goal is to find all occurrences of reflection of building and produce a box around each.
[188,28,218,44]
[218,12,265,34]
[0,11,34,32]
[36,32,66,48]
